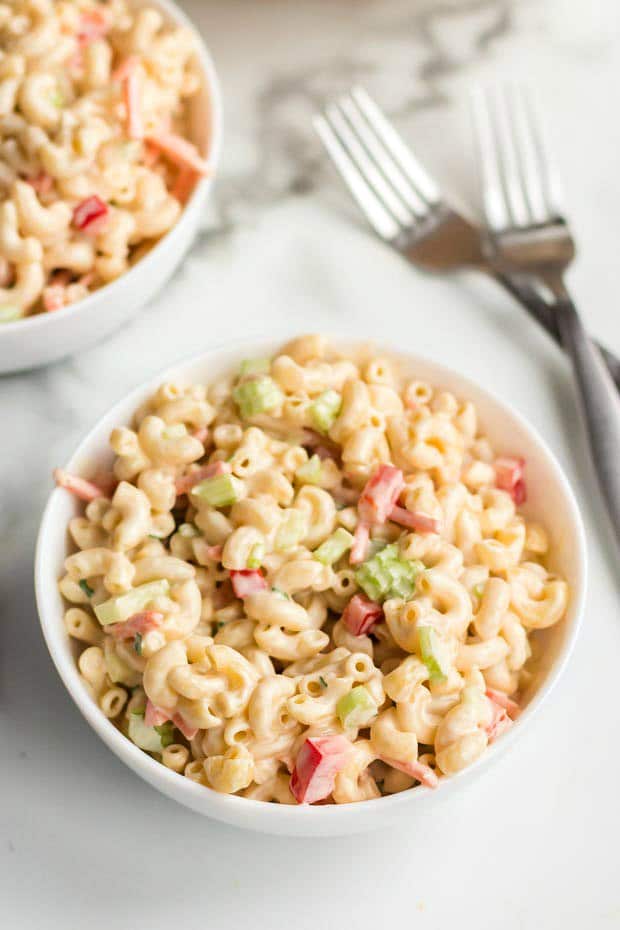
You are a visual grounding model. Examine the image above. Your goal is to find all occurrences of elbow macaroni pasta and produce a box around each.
[0,0,208,321]
[58,336,569,804]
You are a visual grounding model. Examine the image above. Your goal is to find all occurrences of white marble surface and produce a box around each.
[2,0,620,927]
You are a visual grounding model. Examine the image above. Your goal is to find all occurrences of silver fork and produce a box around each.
[313,87,620,391]
[471,84,620,548]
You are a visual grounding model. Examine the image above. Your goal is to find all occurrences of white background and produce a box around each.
[2,1,620,927]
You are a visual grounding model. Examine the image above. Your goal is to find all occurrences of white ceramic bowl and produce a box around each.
[35,336,587,836]
[0,0,222,375]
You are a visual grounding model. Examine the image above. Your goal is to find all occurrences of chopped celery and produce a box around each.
[79,578,94,598]
[418,626,448,683]
[337,686,377,728]
[128,714,169,753]
[154,722,175,747]
[310,390,342,434]
[275,510,306,551]
[94,579,169,626]
[191,473,243,507]
[247,541,265,569]
[473,582,485,599]
[177,522,200,538]
[162,423,187,439]
[313,528,354,565]
[239,358,270,378]
[233,376,283,419]
[0,305,21,323]
[295,454,322,486]
[355,543,423,602]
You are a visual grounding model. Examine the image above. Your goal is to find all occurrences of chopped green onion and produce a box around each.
[418,626,448,683]
[319,675,328,689]
[94,579,170,626]
[355,543,423,602]
[295,454,322,486]
[178,522,200,538]
[239,358,270,378]
[337,686,377,728]
[134,633,143,655]
[310,390,342,434]
[154,722,175,748]
[128,714,169,753]
[233,376,283,419]
[162,423,187,440]
[247,541,265,570]
[0,305,21,323]
[191,474,243,508]
[275,510,306,551]
[79,578,94,598]
[313,528,354,565]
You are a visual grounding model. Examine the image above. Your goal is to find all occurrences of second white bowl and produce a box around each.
[0,0,222,374]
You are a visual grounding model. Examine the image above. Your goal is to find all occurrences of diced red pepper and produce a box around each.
[358,464,404,525]
[175,460,231,495]
[342,593,384,636]
[349,521,370,565]
[290,736,350,804]
[381,755,439,789]
[110,610,164,640]
[73,195,109,234]
[389,505,440,534]
[172,712,199,741]
[77,9,109,45]
[485,688,521,719]
[495,456,526,506]
[144,699,170,727]
[53,468,105,502]
[229,570,268,599]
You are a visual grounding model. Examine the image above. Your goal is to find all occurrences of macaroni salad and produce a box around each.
[56,336,569,805]
[0,0,208,322]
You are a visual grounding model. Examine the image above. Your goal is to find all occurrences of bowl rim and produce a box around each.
[34,333,588,830]
[0,0,222,336]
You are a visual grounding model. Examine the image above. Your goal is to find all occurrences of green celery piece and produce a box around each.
[239,358,270,378]
[191,473,243,507]
[473,582,485,599]
[94,579,169,626]
[233,376,283,419]
[337,686,377,728]
[275,510,306,551]
[418,626,448,683]
[313,528,354,565]
[247,541,265,569]
[104,642,141,687]
[310,390,342,434]
[128,714,167,753]
[355,543,423,602]
[0,305,21,323]
[295,454,322,486]
[154,722,175,748]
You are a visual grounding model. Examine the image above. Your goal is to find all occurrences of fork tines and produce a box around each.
[314,87,442,242]
[470,85,564,233]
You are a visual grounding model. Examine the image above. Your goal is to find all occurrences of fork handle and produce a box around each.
[495,273,620,392]
[554,294,620,550]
